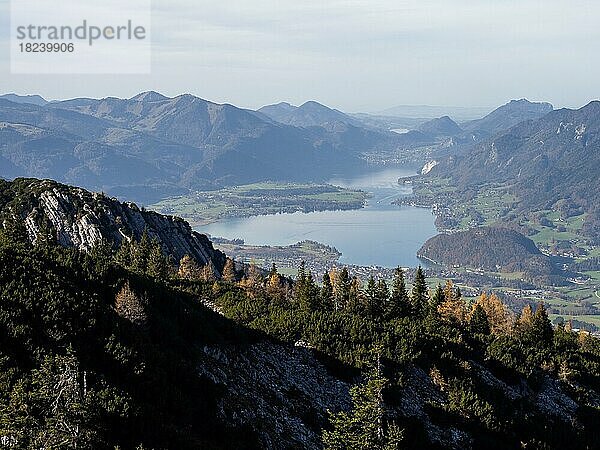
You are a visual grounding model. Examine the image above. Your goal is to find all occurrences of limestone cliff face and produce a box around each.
[0,178,226,274]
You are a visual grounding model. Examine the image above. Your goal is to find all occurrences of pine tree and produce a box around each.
[305,271,319,310]
[428,284,444,318]
[114,237,134,268]
[28,351,98,448]
[365,275,378,316]
[469,303,491,335]
[269,263,278,279]
[348,276,363,314]
[293,262,320,310]
[386,267,409,320]
[131,230,151,273]
[410,266,429,317]
[322,365,403,449]
[297,260,307,285]
[147,239,169,279]
[374,279,389,319]
[531,303,553,345]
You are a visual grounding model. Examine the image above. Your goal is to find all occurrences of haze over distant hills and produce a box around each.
[461,99,553,137]
[258,101,362,129]
[0,92,568,207]
[379,104,492,121]
[0,93,48,106]
[1,92,399,203]
[417,116,462,138]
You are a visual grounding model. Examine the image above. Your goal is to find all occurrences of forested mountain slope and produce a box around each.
[431,101,600,241]
[1,179,599,449]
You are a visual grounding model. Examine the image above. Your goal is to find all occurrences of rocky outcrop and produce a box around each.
[199,342,350,449]
[0,178,226,273]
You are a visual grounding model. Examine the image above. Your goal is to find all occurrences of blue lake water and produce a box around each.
[199,167,437,268]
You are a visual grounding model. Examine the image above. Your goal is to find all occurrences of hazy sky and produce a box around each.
[1,0,598,112]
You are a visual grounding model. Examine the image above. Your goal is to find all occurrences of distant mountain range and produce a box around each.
[0,93,48,106]
[378,104,492,121]
[0,92,565,206]
[1,92,400,203]
[432,100,600,242]
[461,99,553,138]
[417,116,462,138]
[258,101,362,129]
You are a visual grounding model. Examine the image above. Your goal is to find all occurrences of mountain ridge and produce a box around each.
[0,177,226,273]
[431,99,600,241]
[0,93,373,203]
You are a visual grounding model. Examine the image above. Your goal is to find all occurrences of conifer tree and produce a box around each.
[365,275,378,316]
[516,304,534,335]
[429,284,444,318]
[334,267,351,311]
[473,293,511,335]
[267,266,285,302]
[132,230,151,273]
[305,270,319,310]
[410,266,429,317]
[348,276,363,314]
[294,262,320,310]
[531,303,553,345]
[386,267,409,320]
[297,260,307,285]
[115,237,134,268]
[201,261,216,282]
[269,263,278,279]
[438,280,467,325]
[33,220,55,248]
[469,303,491,335]
[374,279,389,319]
[240,263,264,298]
[2,213,29,243]
[115,281,147,327]
[147,239,169,279]
[323,365,403,449]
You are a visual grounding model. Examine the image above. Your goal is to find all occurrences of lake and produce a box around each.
[199,167,437,268]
